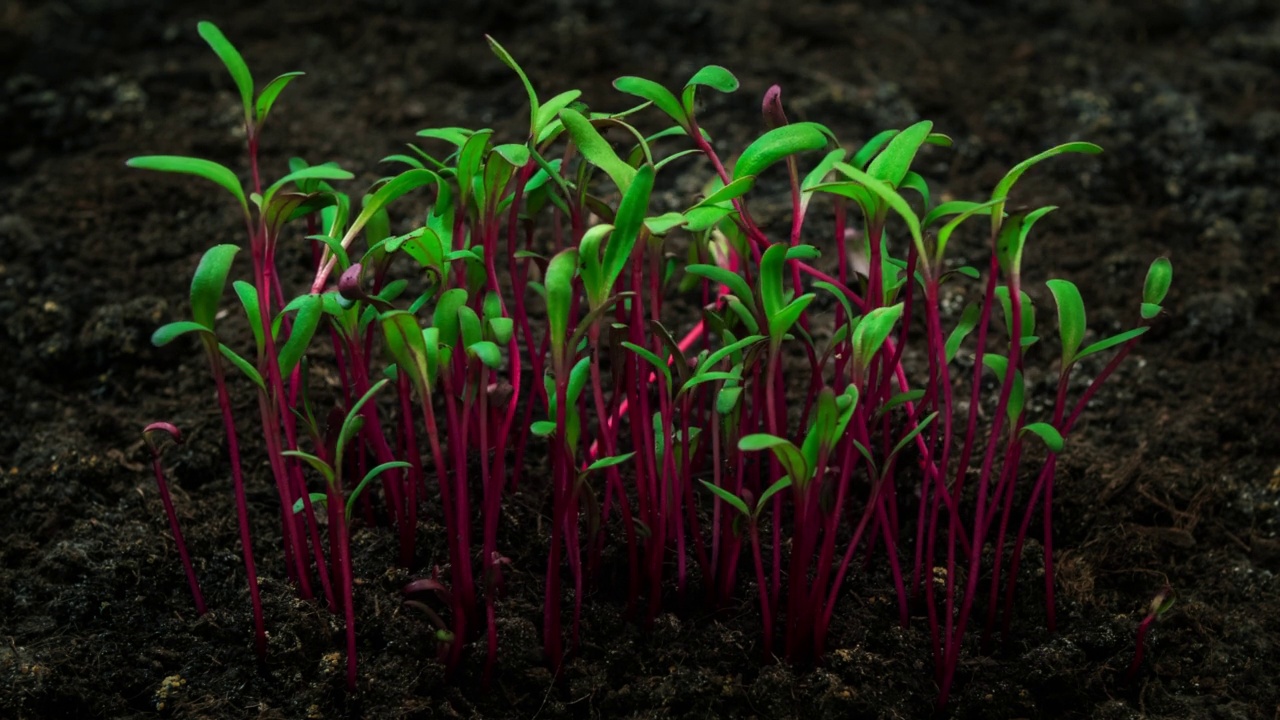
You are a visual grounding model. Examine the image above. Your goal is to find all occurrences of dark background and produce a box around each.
[2,1,1278,717]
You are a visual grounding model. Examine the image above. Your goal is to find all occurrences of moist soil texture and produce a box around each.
[3,1,1279,718]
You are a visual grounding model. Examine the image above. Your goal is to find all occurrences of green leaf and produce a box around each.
[126,156,248,214]
[866,120,932,189]
[546,248,579,359]
[685,265,754,311]
[415,127,473,147]
[345,169,440,244]
[1046,279,1086,367]
[994,287,1036,346]
[881,389,925,415]
[758,243,789,322]
[604,164,654,289]
[851,303,904,370]
[716,386,744,415]
[701,334,764,371]
[982,356,1025,423]
[769,295,816,343]
[347,462,412,521]
[681,65,739,116]
[277,294,322,377]
[196,21,253,119]
[283,450,336,485]
[485,35,539,134]
[381,311,428,390]
[738,433,809,488]
[291,492,329,515]
[796,150,844,194]
[232,281,264,354]
[531,420,557,437]
[588,452,636,471]
[699,480,750,518]
[218,344,265,389]
[614,76,687,128]
[851,129,897,169]
[829,161,925,258]
[338,378,389,456]
[493,143,531,168]
[1076,326,1149,362]
[622,341,672,390]
[189,244,240,329]
[693,176,755,208]
[991,142,1102,233]
[734,123,830,182]
[255,71,304,127]
[560,107,636,192]
[683,205,735,233]
[887,411,938,464]
[468,340,502,369]
[263,165,352,206]
[534,89,583,135]
[945,302,981,363]
[934,198,1003,263]
[1021,423,1064,453]
[1143,257,1173,308]
[432,288,469,349]
[755,476,793,520]
[152,321,211,347]
[996,206,1057,276]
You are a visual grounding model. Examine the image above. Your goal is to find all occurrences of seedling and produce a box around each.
[132,22,1173,706]
[1126,586,1175,681]
[142,422,206,615]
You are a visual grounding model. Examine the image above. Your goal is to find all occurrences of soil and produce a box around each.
[3,0,1280,718]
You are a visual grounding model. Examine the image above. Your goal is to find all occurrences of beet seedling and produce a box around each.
[143,422,206,616]
[132,22,1176,705]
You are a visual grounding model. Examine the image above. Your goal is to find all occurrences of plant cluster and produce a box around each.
[134,22,1172,707]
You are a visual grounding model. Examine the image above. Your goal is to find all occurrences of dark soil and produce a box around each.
[3,1,1279,718]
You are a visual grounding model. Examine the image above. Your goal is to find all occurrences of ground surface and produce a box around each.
[2,1,1279,718]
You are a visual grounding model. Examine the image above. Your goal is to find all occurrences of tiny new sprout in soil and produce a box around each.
[131,21,1174,707]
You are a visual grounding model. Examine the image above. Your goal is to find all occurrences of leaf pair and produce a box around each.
[614,65,740,133]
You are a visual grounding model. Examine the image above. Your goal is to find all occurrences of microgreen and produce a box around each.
[134,23,1173,705]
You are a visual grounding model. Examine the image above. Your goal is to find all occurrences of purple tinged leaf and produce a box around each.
[255,71,304,127]
[761,84,787,130]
